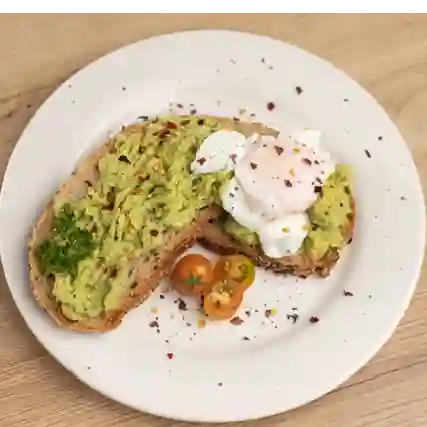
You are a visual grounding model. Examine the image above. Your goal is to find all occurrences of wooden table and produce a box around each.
[1,14,426,427]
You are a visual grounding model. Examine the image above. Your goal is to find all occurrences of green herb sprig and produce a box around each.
[36,204,96,278]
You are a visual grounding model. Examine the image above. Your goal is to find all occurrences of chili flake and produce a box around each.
[302,158,312,166]
[166,121,178,129]
[343,290,354,297]
[178,299,188,311]
[197,157,206,165]
[267,102,275,111]
[284,179,293,187]
[230,316,244,325]
[309,316,320,323]
[166,352,174,360]
[250,162,258,170]
[265,308,277,318]
[274,145,284,155]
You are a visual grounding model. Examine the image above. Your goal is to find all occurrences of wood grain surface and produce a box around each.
[1,14,427,427]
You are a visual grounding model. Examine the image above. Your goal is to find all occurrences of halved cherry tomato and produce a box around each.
[203,279,244,320]
[213,255,255,291]
[170,254,213,296]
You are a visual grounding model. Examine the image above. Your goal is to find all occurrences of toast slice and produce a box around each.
[28,116,274,332]
[200,201,355,278]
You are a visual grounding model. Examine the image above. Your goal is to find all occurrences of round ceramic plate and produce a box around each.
[0,31,425,422]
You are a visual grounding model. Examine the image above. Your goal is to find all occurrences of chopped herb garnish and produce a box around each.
[36,204,96,277]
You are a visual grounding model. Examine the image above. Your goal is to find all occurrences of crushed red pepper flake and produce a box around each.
[166,121,178,129]
[250,162,258,170]
[344,290,354,297]
[274,145,284,155]
[230,153,237,164]
[178,299,188,311]
[197,157,206,165]
[284,179,293,187]
[230,316,244,325]
[309,316,320,323]
[267,102,275,111]
[302,158,312,166]
[264,309,276,318]
[166,352,174,360]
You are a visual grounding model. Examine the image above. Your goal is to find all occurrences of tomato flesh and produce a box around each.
[203,280,244,320]
[213,255,255,291]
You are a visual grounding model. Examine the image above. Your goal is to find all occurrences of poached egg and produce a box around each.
[192,128,335,258]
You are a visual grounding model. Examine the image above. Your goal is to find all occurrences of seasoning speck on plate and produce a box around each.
[343,290,354,297]
[267,102,275,111]
[309,316,320,324]
[166,352,174,360]
[230,316,244,325]
[295,86,303,95]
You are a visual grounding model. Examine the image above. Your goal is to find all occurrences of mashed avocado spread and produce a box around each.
[223,164,353,261]
[36,116,230,321]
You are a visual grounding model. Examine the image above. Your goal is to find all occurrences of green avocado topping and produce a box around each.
[36,116,230,321]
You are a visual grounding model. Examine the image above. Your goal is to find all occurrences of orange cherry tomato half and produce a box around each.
[203,279,244,321]
[170,254,213,296]
[213,255,255,292]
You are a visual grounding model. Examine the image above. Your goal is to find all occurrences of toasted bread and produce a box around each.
[28,120,225,332]
[200,201,355,278]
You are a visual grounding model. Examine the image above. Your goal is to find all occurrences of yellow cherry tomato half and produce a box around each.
[203,279,244,321]
[213,255,255,291]
[170,254,213,296]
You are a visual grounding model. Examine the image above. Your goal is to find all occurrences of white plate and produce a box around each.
[0,30,425,422]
